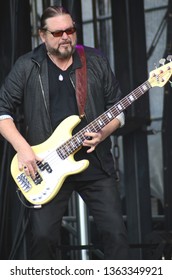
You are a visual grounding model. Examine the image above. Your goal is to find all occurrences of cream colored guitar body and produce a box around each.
[11,115,89,205]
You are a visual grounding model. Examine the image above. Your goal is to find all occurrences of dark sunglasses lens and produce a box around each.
[53,31,63,37]
[53,27,76,37]
[66,27,76,35]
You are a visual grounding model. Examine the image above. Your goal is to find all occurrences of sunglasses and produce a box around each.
[44,27,76,37]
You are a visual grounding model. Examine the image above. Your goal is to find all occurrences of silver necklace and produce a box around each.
[58,74,63,81]
[47,52,71,82]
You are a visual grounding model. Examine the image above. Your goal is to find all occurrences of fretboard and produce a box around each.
[57,80,151,159]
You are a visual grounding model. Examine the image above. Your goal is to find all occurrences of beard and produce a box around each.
[47,40,76,59]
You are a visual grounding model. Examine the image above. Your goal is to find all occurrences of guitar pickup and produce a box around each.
[37,161,53,173]
[32,171,43,185]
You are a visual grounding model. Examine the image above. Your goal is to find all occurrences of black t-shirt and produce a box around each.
[48,58,78,130]
[47,56,113,181]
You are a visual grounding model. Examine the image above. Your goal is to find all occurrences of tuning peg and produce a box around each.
[167,55,172,61]
[159,58,166,65]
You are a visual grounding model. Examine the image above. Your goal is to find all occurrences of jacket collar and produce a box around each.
[31,43,83,70]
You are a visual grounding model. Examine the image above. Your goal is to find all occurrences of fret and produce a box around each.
[99,114,112,127]
[106,111,113,119]
[89,121,98,132]
[61,147,68,156]
[67,139,78,153]
[141,83,149,92]
[121,98,130,107]
[76,136,82,143]
[91,122,100,131]
[102,115,109,124]
[69,140,75,148]
[76,131,85,142]
[98,118,103,126]
[110,106,121,117]
[57,149,65,159]
[128,94,135,102]
[117,103,123,111]
[132,91,137,99]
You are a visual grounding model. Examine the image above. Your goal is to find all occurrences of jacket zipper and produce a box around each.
[31,58,52,131]
[38,74,53,132]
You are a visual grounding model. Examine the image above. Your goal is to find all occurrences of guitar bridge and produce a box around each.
[17,173,32,192]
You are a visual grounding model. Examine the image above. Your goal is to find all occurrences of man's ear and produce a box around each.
[39,29,46,42]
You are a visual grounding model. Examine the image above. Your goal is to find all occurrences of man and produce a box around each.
[0,6,129,259]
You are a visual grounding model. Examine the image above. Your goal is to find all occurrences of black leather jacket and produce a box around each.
[0,43,123,175]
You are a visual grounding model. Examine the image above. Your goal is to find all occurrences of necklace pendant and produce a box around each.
[58,74,63,81]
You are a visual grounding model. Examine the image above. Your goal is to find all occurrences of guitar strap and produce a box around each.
[75,45,87,117]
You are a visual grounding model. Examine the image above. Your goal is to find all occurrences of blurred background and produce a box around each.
[0,0,172,260]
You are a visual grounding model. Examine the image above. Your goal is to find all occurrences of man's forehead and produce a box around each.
[46,14,73,28]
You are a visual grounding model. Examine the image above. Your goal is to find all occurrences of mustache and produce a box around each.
[59,40,72,46]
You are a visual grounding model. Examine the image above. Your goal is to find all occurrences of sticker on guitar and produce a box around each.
[10,56,172,205]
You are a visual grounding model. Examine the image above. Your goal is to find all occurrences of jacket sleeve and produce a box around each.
[101,55,123,109]
[0,56,26,117]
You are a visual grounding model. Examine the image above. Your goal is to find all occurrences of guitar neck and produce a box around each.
[57,80,151,159]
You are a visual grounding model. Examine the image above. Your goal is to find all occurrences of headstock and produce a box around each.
[148,56,172,88]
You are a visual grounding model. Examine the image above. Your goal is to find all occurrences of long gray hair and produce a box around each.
[40,6,72,30]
